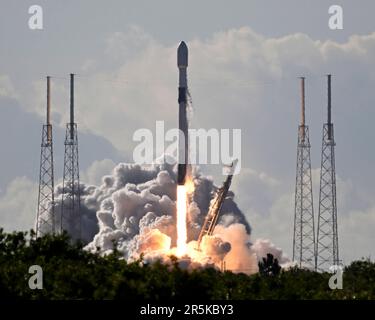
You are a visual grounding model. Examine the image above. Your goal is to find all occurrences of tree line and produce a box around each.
[0,229,373,299]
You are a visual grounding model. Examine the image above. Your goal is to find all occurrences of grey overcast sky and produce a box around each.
[1,0,375,264]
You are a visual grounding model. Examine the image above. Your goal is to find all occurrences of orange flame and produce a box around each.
[184,177,195,195]
[176,185,188,256]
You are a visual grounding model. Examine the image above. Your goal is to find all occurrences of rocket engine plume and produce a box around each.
[176,185,188,256]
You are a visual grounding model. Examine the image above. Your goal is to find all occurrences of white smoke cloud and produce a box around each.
[84,159,250,261]
[38,156,289,274]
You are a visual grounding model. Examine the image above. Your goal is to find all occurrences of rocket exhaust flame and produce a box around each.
[176,185,188,256]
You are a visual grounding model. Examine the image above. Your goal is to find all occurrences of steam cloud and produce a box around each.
[39,156,289,274]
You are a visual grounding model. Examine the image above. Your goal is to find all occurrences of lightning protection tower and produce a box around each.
[36,76,55,237]
[61,74,81,240]
[315,74,339,271]
[293,77,316,269]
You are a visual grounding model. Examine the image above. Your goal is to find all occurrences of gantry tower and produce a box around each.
[61,74,81,240]
[315,74,339,271]
[293,77,316,269]
[36,76,55,236]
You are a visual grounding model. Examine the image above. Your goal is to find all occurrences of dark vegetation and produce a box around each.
[0,229,374,300]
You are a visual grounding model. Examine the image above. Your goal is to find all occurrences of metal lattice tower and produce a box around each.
[197,161,237,250]
[315,74,339,271]
[61,74,81,240]
[36,76,55,237]
[293,77,316,269]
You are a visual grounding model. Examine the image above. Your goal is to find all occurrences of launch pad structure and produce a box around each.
[36,76,55,237]
[197,161,237,250]
[61,74,81,241]
[292,77,316,269]
[292,75,340,272]
[315,75,340,271]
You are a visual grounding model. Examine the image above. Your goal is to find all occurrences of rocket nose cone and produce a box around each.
[178,41,188,67]
[179,41,187,49]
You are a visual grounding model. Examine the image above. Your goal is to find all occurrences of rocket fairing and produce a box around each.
[177,41,189,185]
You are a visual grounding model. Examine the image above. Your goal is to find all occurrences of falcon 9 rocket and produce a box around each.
[177,41,189,185]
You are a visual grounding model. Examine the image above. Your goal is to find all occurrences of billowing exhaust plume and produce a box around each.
[38,155,289,274]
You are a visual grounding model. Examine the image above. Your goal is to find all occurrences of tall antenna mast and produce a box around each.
[301,77,305,126]
[300,77,306,140]
[292,77,315,269]
[46,76,52,142]
[61,74,81,241]
[36,76,55,236]
[315,74,340,271]
[327,74,332,139]
[70,73,75,139]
